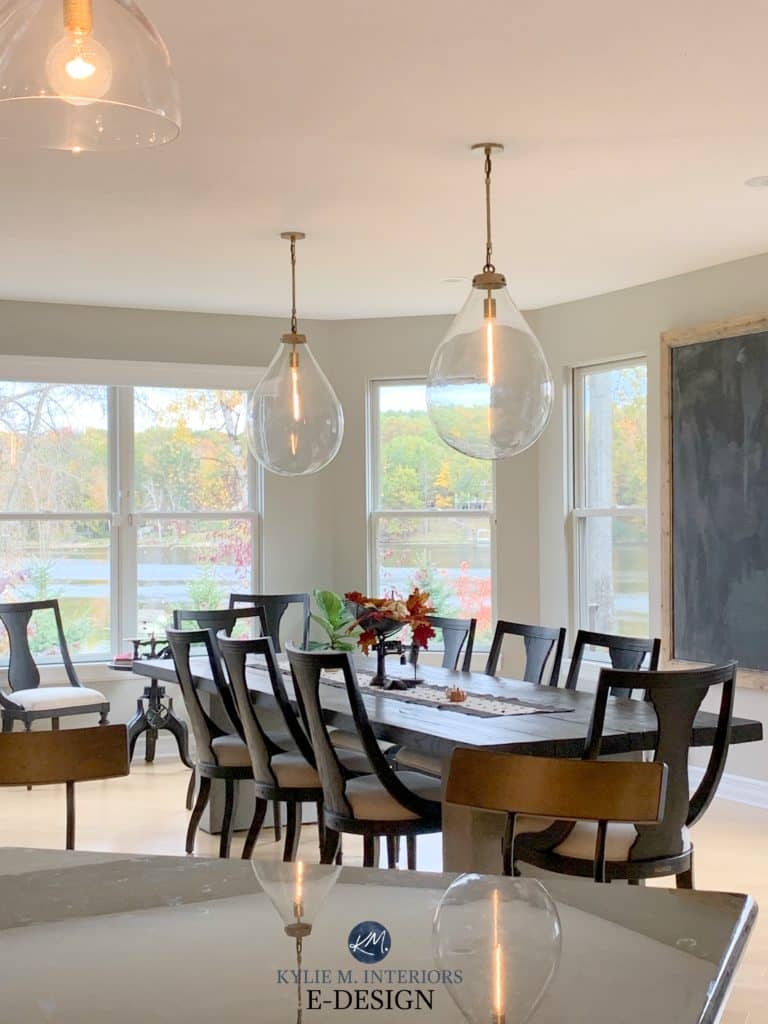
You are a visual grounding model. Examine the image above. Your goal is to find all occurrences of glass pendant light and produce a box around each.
[0,0,180,151]
[426,144,553,460]
[247,231,344,477]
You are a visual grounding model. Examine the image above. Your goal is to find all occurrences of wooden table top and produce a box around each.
[132,655,763,760]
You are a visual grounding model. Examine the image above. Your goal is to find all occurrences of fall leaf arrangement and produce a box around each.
[345,589,436,656]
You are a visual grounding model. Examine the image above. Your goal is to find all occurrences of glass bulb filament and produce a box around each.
[484,295,496,388]
[492,889,505,1023]
[290,348,301,422]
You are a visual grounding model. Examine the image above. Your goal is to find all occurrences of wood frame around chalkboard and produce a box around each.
[661,312,768,690]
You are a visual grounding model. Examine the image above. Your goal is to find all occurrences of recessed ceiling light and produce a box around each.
[745,176,768,188]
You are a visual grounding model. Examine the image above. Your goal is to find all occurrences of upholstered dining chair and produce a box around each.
[172,605,290,828]
[484,620,566,686]
[166,627,267,859]
[445,747,667,883]
[0,600,110,733]
[0,725,129,849]
[228,593,310,652]
[564,629,661,695]
[218,635,372,861]
[512,661,737,887]
[288,646,442,870]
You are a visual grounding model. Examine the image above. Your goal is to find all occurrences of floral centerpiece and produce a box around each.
[344,588,435,689]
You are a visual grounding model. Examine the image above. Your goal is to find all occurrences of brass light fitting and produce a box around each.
[280,231,308,345]
[470,143,507,292]
[64,0,93,34]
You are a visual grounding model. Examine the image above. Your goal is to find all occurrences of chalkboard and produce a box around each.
[666,320,768,672]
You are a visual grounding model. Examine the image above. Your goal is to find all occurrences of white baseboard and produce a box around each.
[689,766,768,810]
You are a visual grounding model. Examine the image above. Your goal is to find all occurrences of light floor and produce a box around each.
[0,761,765,1023]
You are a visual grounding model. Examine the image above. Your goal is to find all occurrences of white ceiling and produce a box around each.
[3,0,768,318]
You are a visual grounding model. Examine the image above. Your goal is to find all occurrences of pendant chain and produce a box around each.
[483,146,495,274]
[289,236,298,336]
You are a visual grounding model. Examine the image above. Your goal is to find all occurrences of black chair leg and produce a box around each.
[274,800,282,842]
[363,834,380,868]
[65,780,75,850]
[242,798,268,859]
[386,835,399,868]
[186,775,211,855]
[25,720,32,790]
[316,801,325,860]
[219,778,238,859]
[283,801,302,862]
[406,835,417,871]
[676,865,694,890]
[185,768,196,811]
[321,827,341,865]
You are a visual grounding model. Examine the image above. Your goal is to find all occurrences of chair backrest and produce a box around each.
[564,629,661,695]
[218,635,314,787]
[287,646,436,823]
[0,599,81,692]
[0,725,129,787]
[228,593,310,652]
[585,661,736,864]
[166,628,230,765]
[426,615,476,672]
[484,620,566,686]
[446,747,667,882]
[172,606,267,639]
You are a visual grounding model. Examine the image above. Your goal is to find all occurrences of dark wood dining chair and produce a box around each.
[513,661,737,887]
[171,606,289,830]
[288,647,442,870]
[166,627,267,859]
[426,615,476,671]
[0,600,110,732]
[0,725,129,849]
[218,635,372,861]
[445,747,667,883]
[484,620,566,686]
[228,593,310,652]
[564,629,661,695]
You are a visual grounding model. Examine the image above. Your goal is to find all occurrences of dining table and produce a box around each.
[0,847,756,1023]
[132,652,763,869]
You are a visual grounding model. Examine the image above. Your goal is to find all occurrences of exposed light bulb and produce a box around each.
[485,295,496,387]
[290,349,302,422]
[46,30,113,106]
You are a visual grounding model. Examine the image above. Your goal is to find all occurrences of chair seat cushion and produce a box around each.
[210,734,253,767]
[330,728,397,756]
[345,771,442,822]
[516,819,692,864]
[3,686,107,712]
[270,753,321,788]
[393,748,442,777]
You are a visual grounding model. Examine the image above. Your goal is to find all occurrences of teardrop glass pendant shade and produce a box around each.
[247,340,344,477]
[427,284,554,460]
[0,0,180,151]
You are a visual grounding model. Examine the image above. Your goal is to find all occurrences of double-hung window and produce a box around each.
[369,379,495,646]
[0,373,259,663]
[572,358,649,638]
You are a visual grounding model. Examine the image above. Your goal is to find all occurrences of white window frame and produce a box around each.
[0,356,265,676]
[570,355,648,641]
[366,377,496,644]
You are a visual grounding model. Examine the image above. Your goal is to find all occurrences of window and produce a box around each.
[572,359,648,639]
[369,380,494,646]
[0,377,258,662]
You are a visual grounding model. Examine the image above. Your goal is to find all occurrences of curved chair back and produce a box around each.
[484,620,566,686]
[287,647,436,824]
[446,747,667,883]
[0,724,129,850]
[228,593,309,652]
[586,661,736,864]
[565,629,661,695]
[426,615,476,672]
[0,599,81,692]
[166,628,229,765]
[172,606,267,639]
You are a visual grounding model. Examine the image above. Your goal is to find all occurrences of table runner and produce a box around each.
[271,656,574,718]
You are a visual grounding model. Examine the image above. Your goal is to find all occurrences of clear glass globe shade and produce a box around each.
[426,286,554,460]
[46,31,112,105]
[0,0,180,150]
[433,874,561,1024]
[247,341,344,477]
[251,859,342,932]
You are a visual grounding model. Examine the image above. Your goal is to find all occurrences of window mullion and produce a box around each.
[116,385,137,648]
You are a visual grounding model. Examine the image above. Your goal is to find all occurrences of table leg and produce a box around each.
[127,698,149,762]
